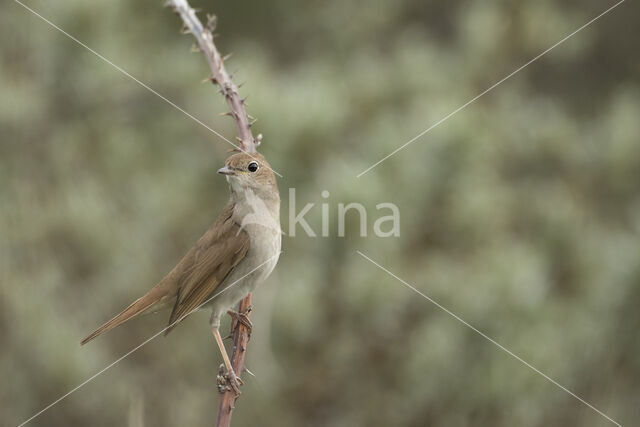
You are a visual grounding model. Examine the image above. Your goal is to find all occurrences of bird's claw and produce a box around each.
[216,363,243,396]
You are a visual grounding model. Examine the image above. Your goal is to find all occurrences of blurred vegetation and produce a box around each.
[1,0,639,426]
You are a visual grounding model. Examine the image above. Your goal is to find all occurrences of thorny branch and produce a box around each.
[166,1,258,426]
[167,0,259,153]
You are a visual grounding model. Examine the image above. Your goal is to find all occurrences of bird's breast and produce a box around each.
[246,225,281,281]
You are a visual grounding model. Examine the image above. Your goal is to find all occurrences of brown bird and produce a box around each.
[81,152,281,392]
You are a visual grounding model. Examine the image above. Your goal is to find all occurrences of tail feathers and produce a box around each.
[81,294,162,345]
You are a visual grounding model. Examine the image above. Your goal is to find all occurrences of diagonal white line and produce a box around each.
[356,0,626,177]
[17,251,283,427]
[12,0,283,178]
[356,250,623,427]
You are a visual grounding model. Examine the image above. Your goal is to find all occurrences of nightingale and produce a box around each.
[81,152,281,392]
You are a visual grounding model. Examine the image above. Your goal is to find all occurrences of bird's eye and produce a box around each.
[248,161,259,172]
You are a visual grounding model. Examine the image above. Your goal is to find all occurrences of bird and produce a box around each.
[81,151,281,393]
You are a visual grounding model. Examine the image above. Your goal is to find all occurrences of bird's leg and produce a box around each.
[212,326,243,395]
[226,305,253,336]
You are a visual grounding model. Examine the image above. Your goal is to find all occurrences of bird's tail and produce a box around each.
[80,282,172,345]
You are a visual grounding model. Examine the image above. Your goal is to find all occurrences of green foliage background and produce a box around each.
[1,0,639,426]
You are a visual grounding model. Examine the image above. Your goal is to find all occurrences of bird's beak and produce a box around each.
[217,165,235,176]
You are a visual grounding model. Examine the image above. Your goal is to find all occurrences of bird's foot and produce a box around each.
[226,306,253,336]
[216,363,243,396]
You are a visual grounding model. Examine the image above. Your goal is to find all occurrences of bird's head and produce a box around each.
[218,152,278,200]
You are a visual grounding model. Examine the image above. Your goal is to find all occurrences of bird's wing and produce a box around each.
[81,202,249,345]
[165,203,250,332]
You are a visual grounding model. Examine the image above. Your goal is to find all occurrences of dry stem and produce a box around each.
[167,1,257,426]
[168,0,257,153]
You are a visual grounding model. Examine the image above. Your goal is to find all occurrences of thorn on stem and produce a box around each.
[206,13,217,32]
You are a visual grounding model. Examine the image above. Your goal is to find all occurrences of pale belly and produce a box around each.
[204,226,281,327]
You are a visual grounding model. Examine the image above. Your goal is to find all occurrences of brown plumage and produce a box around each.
[80,203,250,345]
[81,152,280,346]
